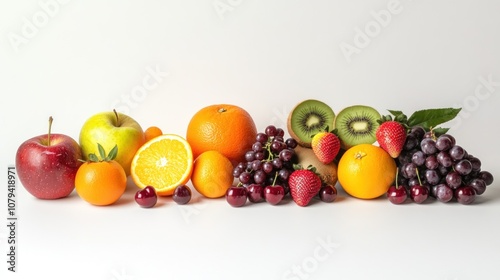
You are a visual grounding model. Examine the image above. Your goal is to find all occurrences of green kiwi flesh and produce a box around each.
[287,99,335,147]
[334,105,381,148]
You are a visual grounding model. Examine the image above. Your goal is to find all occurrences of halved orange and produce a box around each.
[131,134,193,196]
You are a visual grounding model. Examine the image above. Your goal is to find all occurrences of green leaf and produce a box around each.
[388,110,404,117]
[377,115,391,125]
[293,164,303,170]
[432,127,449,137]
[407,108,461,130]
[107,145,118,161]
[387,110,408,124]
[394,114,407,123]
[98,143,106,160]
[88,153,99,162]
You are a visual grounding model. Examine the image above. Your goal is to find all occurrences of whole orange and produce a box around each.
[75,160,127,206]
[186,104,257,166]
[191,150,234,198]
[144,126,163,142]
[337,144,396,199]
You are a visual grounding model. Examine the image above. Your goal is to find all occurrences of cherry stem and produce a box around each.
[47,116,53,146]
[395,168,400,189]
[272,171,279,186]
[113,109,119,125]
[415,168,423,186]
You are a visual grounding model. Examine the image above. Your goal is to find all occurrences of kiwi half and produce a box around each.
[334,105,381,149]
[287,99,335,147]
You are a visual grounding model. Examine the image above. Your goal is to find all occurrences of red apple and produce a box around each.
[15,117,82,199]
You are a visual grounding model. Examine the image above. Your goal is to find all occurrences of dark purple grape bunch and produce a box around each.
[228,125,299,206]
[394,126,494,205]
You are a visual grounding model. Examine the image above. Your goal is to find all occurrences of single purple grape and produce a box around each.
[232,166,243,178]
[402,163,418,179]
[469,178,486,195]
[408,177,420,187]
[434,183,453,203]
[285,138,298,149]
[239,171,252,184]
[279,149,294,162]
[478,171,494,186]
[445,171,462,189]
[255,152,265,161]
[278,169,290,181]
[436,151,453,168]
[410,126,426,140]
[436,134,453,151]
[425,169,441,185]
[411,151,426,166]
[421,138,438,155]
[455,159,472,176]
[262,162,274,174]
[272,158,283,169]
[276,128,285,137]
[265,125,277,137]
[404,134,419,151]
[449,145,465,161]
[425,155,439,170]
[256,133,269,144]
[253,170,266,185]
[251,160,262,171]
[252,142,263,152]
[468,157,481,172]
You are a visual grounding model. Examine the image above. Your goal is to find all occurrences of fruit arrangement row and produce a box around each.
[15,99,494,208]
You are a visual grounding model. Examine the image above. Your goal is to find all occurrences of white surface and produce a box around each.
[1,1,500,280]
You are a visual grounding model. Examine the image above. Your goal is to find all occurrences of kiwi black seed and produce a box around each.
[287,99,335,147]
[334,105,381,149]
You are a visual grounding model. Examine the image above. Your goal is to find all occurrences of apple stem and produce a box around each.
[47,116,53,146]
[113,109,119,125]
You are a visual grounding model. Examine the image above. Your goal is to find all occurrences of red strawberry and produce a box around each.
[288,168,322,207]
[376,121,407,158]
[311,132,340,164]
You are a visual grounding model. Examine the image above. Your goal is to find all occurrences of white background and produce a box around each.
[1,1,500,279]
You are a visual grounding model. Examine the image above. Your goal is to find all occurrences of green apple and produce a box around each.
[79,110,145,175]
